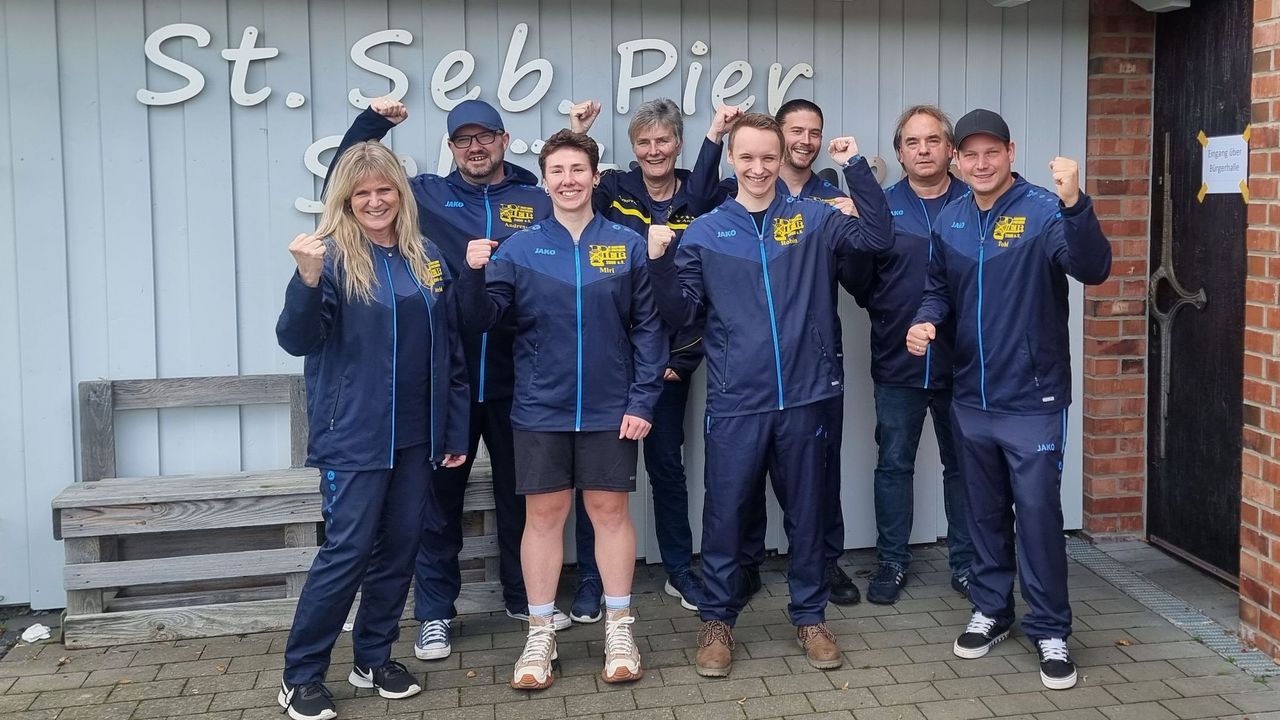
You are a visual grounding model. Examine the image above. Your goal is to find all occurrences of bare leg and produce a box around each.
[582,490,635,598]
[521,490,573,605]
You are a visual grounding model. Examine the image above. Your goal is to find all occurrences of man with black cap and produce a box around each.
[906,108,1110,691]
[328,97,565,663]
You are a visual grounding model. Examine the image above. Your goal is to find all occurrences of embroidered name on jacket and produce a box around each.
[499,203,536,228]
[992,215,1026,246]
[589,244,628,273]
[773,214,804,246]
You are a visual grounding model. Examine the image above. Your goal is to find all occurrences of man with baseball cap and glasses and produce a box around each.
[907,108,1111,690]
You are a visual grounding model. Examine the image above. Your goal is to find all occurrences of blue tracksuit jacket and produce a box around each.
[650,159,894,417]
[913,175,1112,414]
[276,241,470,470]
[844,175,970,389]
[332,108,553,403]
[457,214,668,432]
[592,137,724,380]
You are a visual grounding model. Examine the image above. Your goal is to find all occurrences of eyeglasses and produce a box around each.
[450,131,499,148]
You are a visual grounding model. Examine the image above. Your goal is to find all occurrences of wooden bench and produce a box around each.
[53,375,502,648]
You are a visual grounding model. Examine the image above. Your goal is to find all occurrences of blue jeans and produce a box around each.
[576,379,694,578]
[872,383,973,575]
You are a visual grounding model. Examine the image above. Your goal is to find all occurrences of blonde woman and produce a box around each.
[275,141,469,720]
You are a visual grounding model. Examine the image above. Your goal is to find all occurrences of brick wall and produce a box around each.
[1081,0,1154,539]
[1239,0,1280,659]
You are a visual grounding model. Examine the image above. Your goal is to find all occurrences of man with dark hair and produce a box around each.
[649,112,893,678]
[329,97,566,663]
[843,104,974,606]
[908,108,1111,691]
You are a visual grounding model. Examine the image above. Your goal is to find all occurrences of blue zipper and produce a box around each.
[918,196,933,390]
[976,208,990,410]
[381,257,398,467]
[574,242,584,431]
[408,258,438,464]
[478,186,493,402]
[755,213,786,410]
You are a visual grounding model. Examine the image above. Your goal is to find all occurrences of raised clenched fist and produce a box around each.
[648,224,675,260]
[1049,156,1080,208]
[466,238,500,270]
[370,97,408,125]
[707,103,744,143]
[289,233,327,288]
[827,136,861,166]
[568,100,602,134]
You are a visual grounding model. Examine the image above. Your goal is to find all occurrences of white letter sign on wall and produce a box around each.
[136,23,211,106]
[712,60,755,111]
[615,39,679,114]
[431,50,481,111]
[498,23,553,113]
[221,26,279,107]
[348,30,413,109]
[767,62,814,115]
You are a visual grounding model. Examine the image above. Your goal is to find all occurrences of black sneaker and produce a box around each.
[950,572,971,599]
[1036,638,1078,690]
[828,563,861,606]
[277,679,336,720]
[737,565,763,607]
[866,562,907,605]
[664,570,705,611]
[952,611,1013,659]
[570,576,604,623]
[348,660,421,699]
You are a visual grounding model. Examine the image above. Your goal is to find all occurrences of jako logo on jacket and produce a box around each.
[458,215,668,432]
[913,175,1112,415]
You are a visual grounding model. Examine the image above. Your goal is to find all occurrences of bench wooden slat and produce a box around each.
[59,495,323,538]
[111,375,293,410]
[63,580,507,648]
[53,461,495,509]
[64,547,319,590]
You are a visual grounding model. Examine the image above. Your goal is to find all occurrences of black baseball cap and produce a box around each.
[954,108,1010,146]
[446,99,505,138]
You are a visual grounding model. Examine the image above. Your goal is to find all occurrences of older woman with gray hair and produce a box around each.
[560,98,738,621]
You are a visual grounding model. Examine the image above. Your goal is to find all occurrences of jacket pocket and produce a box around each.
[1023,334,1041,389]
[328,376,345,430]
[719,327,731,391]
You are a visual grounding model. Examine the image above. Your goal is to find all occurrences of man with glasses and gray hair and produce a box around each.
[330,97,565,663]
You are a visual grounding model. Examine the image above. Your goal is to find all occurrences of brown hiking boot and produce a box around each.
[797,623,843,669]
[695,620,735,677]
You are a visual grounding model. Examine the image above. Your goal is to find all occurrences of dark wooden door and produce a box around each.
[1147,0,1250,580]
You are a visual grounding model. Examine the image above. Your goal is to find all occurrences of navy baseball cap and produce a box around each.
[447,100,505,137]
[954,108,1011,146]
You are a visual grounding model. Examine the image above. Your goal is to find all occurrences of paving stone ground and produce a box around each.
[4,544,1276,720]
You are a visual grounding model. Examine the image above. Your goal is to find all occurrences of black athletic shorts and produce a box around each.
[512,430,638,495]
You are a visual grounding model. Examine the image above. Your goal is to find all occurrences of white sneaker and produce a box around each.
[506,607,571,631]
[414,618,451,661]
[601,607,643,683]
[511,615,558,690]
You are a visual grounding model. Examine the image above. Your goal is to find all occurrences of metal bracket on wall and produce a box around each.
[1149,133,1207,459]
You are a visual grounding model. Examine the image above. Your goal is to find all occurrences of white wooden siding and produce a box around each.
[0,0,1088,608]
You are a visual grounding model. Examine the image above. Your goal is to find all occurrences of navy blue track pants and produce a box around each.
[415,397,527,619]
[952,403,1072,640]
[284,443,432,684]
[739,395,846,575]
[701,401,831,626]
